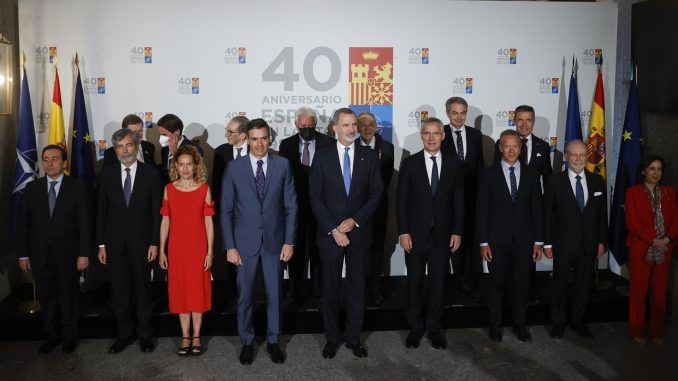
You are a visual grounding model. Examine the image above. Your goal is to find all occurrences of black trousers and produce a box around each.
[288,208,321,295]
[487,243,532,327]
[319,244,365,345]
[34,248,80,340]
[551,245,595,327]
[405,235,447,333]
[365,195,388,294]
[109,244,153,340]
[450,222,476,290]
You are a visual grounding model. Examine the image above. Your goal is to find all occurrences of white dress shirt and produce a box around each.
[450,125,467,160]
[232,141,248,160]
[249,153,268,176]
[424,150,442,185]
[521,134,534,165]
[359,136,376,150]
[337,141,355,177]
[121,161,138,191]
[568,169,589,204]
[45,173,64,196]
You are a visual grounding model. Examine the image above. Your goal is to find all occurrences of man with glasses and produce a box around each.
[213,115,250,213]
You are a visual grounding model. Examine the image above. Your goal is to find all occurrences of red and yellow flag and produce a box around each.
[586,65,606,180]
[48,66,68,172]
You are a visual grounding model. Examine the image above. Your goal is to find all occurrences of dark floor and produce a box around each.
[0,320,677,380]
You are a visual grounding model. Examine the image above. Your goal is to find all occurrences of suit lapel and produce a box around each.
[496,165,512,200]
[38,178,51,219]
[243,156,258,196]
[332,145,348,200]
[51,176,69,218]
[263,155,274,199]
[348,147,363,197]
[560,171,580,211]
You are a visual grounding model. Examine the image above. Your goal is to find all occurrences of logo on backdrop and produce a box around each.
[144,112,153,128]
[452,76,473,94]
[581,49,603,65]
[538,77,559,94]
[83,77,106,94]
[580,110,591,128]
[34,46,57,63]
[130,46,152,64]
[495,110,515,128]
[177,77,199,94]
[225,47,246,64]
[349,47,394,141]
[225,112,247,125]
[496,48,517,65]
[98,140,106,157]
[408,48,429,64]
[406,107,436,130]
[549,137,557,154]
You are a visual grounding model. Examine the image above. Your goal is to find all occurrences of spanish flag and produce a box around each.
[48,66,68,172]
[585,64,606,180]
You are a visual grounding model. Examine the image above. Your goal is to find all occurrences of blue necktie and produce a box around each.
[430,156,439,195]
[123,168,132,206]
[575,175,585,211]
[343,147,351,196]
[509,166,517,202]
[236,147,243,160]
[455,130,464,161]
[256,160,265,203]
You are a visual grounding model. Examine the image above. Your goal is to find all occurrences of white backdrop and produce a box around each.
[19,0,618,275]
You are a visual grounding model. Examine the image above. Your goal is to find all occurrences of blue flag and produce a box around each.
[563,57,582,169]
[70,68,96,195]
[609,69,643,268]
[11,67,38,237]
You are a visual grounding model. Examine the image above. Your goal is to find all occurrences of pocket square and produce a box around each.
[536,153,542,157]
[594,191,603,196]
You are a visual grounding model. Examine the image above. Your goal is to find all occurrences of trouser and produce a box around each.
[34,248,80,340]
[487,243,532,327]
[628,248,671,338]
[405,235,447,333]
[551,244,594,327]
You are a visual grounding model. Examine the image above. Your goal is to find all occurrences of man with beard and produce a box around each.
[103,114,156,167]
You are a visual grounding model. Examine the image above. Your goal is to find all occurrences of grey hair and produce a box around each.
[295,107,317,125]
[565,139,586,154]
[421,117,444,133]
[112,128,139,146]
[230,115,250,135]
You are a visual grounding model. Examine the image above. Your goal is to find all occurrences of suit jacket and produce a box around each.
[544,170,607,256]
[160,137,203,182]
[309,144,383,249]
[96,162,163,256]
[356,134,394,196]
[625,184,678,253]
[16,176,91,269]
[396,150,464,248]
[279,132,335,212]
[102,140,156,168]
[212,143,249,213]
[221,154,297,256]
[442,125,483,208]
[493,134,552,182]
[476,163,544,246]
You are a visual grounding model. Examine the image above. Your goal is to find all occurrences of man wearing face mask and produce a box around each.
[103,114,156,167]
[279,107,335,300]
[157,113,203,183]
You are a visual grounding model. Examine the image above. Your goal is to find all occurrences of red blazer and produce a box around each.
[625,184,678,253]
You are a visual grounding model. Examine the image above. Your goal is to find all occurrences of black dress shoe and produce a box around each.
[513,326,532,342]
[139,337,155,352]
[405,330,423,348]
[267,343,286,364]
[550,326,565,339]
[62,338,77,354]
[489,326,502,342]
[322,342,339,359]
[345,342,368,358]
[239,345,254,365]
[427,332,447,349]
[571,324,594,339]
[109,338,134,354]
[38,338,61,354]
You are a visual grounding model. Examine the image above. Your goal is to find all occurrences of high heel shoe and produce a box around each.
[177,337,192,357]
[191,336,203,356]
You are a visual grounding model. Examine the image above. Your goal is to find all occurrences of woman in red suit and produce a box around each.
[625,155,678,345]
[159,146,214,356]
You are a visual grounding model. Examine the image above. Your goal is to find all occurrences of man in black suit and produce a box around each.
[397,117,464,349]
[157,113,203,183]
[97,128,162,353]
[212,115,250,214]
[279,107,335,300]
[544,139,607,339]
[477,129,544,342]
[441,97,483,296]
[309,108,382,359]
[356,111,394,306]
[103,114,156,167]
[17,145,91,354]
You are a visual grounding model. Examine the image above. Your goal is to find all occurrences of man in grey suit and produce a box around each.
[221,118,297,365]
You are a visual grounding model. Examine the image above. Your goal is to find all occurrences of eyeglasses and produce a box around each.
[226,130,241,136]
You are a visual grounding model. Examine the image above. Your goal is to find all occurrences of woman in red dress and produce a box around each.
[159,145,214,356]
[625,155,678,345]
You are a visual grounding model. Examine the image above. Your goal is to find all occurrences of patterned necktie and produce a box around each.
[519,138,528,165]
[455,130,464,161]
[256,160,265,203]
[123,168,132,206]
[430,156,439,195]
[575,175,585,211]
[343,147,351,196]
[236,147,243,160]
[48,181,57,217]
[509,166,517,202]
[301,142,310,166]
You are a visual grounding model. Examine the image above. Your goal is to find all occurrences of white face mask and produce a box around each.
[158,135,170,147]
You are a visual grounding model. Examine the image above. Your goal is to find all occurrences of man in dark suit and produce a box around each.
[356,111,394,306]
[477,129,544,342]
[441,97,483,296]
[397,117,464,350]
[17,145,91,354]
[157,113,203,183]
[103,114,156,167]
[97,128,162,353]
[212,115,250,213]
[309,108,383,359]
[222,119,297,365]
[544,139,607,339]
[279,107,335,300]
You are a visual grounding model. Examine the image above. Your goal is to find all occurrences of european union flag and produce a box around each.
[609,68,643,268]
[563,57,582,169]
[70,67,96,195]
[11,67,38,237]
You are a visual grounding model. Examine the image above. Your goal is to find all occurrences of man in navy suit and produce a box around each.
[477,129,544,343]
[221,119,297,365]
[309,108,383,359]
[212,115,250,213]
